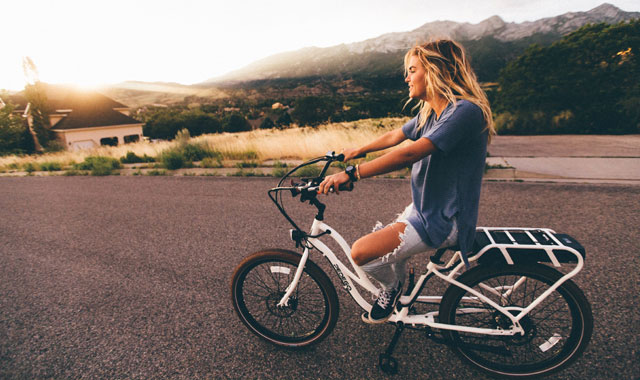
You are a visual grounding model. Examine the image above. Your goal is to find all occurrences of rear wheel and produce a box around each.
[439,264,592,378]
[230,249,339,348]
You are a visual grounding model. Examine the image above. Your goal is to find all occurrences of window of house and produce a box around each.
[124,134,140,143]
[100,137,118,146]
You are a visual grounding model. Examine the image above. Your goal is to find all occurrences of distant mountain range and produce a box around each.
[204,3,638,84]
[102,3,639,106]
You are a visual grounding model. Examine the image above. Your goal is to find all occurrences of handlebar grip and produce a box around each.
[336,153,345,162]
[337,181,354,192]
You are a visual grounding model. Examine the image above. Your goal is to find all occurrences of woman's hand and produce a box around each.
[341,148,362,162]
[318,171,351,195]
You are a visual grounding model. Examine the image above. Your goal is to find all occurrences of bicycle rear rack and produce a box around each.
[472,227,586,267]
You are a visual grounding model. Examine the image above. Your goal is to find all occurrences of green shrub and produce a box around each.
[74,156,121,170]
[229,169,265,177]
[182,143,219,162]
[272,161,288,169]
[23,162,37,173]
[91,162,113,176]
[271,161,289,177]
[235,161,258,168]
[74,156,122,176]
[159,142,221,170]
[39,161,63,171]
[63,169,87,176]
[160,150,185,170]
[120,151,155,164]
[200,157,223,168]
[147,169,167,176]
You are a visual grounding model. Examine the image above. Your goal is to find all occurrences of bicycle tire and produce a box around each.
[439,263,592,378]
[230,249,339,348]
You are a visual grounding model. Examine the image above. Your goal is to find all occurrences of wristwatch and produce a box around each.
[345,165,358,182]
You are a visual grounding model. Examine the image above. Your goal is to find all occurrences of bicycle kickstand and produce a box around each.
[379,322,404,375]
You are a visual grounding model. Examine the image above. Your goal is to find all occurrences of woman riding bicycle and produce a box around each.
[319,39,496,323]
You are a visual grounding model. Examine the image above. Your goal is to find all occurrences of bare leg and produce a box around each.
[351,222,407,266]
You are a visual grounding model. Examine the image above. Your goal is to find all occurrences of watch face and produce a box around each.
[345,165,356,181]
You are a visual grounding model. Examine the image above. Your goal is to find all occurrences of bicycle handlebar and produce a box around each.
[288,178,353,195]
[268,151,354,232]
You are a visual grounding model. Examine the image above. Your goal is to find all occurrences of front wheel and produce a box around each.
[230,249,339,348]
[439,264,593,378]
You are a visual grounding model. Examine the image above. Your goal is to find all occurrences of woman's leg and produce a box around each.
[353,214,459,291]
[352,220,431,322]
[354,223,430,287]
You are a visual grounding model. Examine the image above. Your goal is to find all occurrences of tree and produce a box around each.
[143,108,183,139]
[0,101,32,154]
[259,117,275,129]
[142,107,225,140]
[495,21,640,134]
[181,110,222,136]
[291,96,339,126]
[223,113,251,132]
[275,111,292,128]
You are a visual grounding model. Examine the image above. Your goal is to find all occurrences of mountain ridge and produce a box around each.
[205,3,638,84]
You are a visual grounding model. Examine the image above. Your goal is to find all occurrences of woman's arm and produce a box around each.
[343,128,407,161]
[358,137,436,179]
[318,137,436,194]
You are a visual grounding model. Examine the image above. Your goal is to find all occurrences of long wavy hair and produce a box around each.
[404,40,495,140]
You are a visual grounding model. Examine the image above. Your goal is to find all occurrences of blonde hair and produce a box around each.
[404,40,495,141]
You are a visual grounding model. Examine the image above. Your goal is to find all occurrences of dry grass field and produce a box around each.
[0,117,410,172]
[193,117,410,160]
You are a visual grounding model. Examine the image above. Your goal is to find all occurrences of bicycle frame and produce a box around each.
[278,218,585,337]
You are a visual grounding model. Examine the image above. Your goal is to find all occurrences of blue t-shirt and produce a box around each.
[401,99,488,265]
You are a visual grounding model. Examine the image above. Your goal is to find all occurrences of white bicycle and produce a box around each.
[230,152,593,378]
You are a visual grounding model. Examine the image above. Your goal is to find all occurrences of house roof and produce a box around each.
[4,84,142,130]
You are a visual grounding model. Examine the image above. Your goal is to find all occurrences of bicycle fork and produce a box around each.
[277,247,310,307]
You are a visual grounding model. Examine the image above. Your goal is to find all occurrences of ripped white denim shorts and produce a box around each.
[361,204,458,290]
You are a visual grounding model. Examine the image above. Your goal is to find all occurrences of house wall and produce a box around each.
[54,124,144,151]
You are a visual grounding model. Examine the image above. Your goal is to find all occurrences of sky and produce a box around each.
[1,0,638,91]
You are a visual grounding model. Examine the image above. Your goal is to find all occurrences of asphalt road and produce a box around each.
[1,177,638,380]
